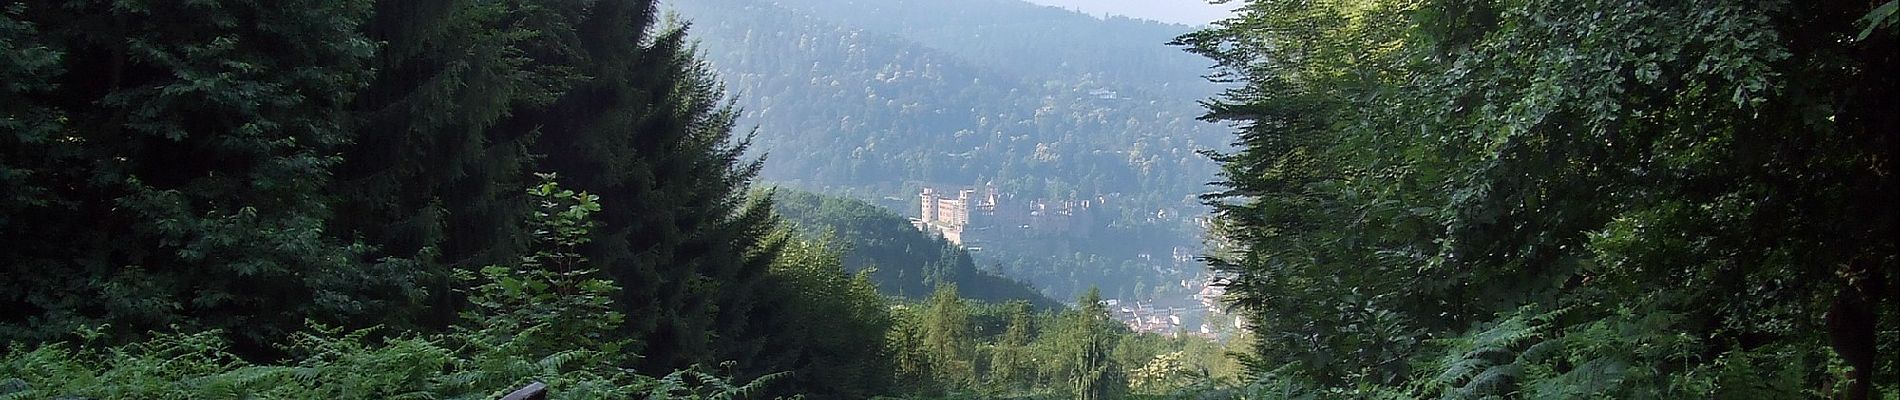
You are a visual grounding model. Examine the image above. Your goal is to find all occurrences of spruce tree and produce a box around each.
[989,300,1040,390]
[525,0,780,374]
[739,232,896,397]
[0,0,417,354]
[1061,288,1124,400]
[921,284,977,387]
[328,0,583,328]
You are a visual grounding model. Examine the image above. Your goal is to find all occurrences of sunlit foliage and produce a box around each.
[1181,0,1898,397]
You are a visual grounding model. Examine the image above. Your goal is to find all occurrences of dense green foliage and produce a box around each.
[23,0,1882,398]
[772,189,1058,307]
[2,1,1257,397]
[1,0,412,353]
[1,179,775,398]
[883,285,1247,399]
[745,235,896,397]
[0,0,896,397]
[1183,0,1898,397]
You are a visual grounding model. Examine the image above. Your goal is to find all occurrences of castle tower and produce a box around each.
[955,188,976,226]
[920,187,938,223]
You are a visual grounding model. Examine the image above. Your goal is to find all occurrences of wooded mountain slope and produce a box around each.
[668,0,1225,301]
[772,190,1060,308]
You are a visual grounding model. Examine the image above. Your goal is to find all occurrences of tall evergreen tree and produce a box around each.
[328,0,585,329]
[525,0,780,374]
[739,232,895,397]
[988,300,1039,390]
[1059,288,1124,400]
[886,304,939,393]
[921,284,978,387]
[0,0,416,354]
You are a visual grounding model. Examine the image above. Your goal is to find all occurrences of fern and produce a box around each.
[1420,306,1564,399]
[0,178,792,399]
[640,366,787,399]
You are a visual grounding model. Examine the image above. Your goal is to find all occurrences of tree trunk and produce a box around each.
[1826,259,1882,400]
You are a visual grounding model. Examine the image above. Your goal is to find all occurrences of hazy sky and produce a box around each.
[1019,0,1238,26]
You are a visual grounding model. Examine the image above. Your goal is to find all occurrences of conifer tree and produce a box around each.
[737,232,895,397]
[886,306,938,393]
[921,284,978,387]
[0,0,413,354]
[524,0,780,374]
[329,0,584,329]
[1060,288,1124,400]
[988,300,1040,390]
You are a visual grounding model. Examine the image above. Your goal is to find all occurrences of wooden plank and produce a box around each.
[500,382,548,400]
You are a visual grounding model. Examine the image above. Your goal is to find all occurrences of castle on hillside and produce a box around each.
[913,187,991,245]
[912,185,1104,246]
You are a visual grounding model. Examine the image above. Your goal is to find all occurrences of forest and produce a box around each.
[3,0,1897,398]
[0,0,1232,398]
[669,0,1226,302]
[1184,0,1899,398]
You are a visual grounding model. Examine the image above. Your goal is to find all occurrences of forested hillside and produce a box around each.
[670,0,1221,204]
[1187,0,1899,397]
[771,190,1059,308]
[756,0,1214,100]
[668,0,1225,302]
